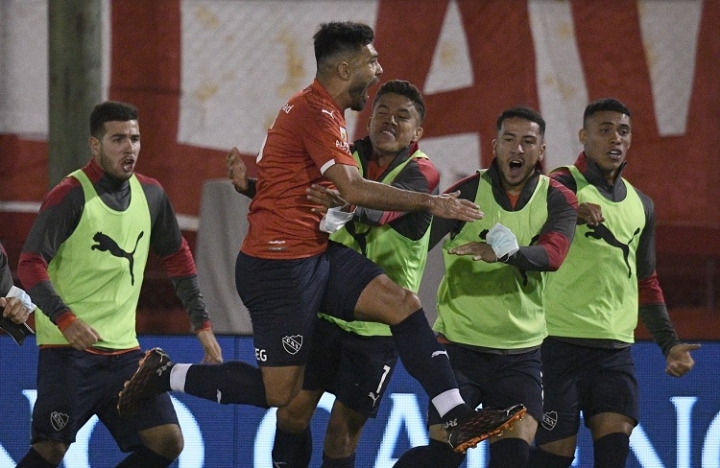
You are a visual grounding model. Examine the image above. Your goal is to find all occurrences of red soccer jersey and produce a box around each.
[241,80,357,259]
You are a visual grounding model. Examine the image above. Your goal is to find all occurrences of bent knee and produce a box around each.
[141,424,184,459]
[266,392,298,408]
[276,406,313,432]
[33,440,69,465]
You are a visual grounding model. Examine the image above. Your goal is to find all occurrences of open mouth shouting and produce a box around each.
[121,157,136,173]
[508,159,524,175]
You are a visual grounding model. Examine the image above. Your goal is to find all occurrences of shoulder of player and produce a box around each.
[39,176,83,211]
[295,87,344,125]
[404,155,440,188]
[134,172,163,189]
[629,183,654,213]
[548,167,576,193]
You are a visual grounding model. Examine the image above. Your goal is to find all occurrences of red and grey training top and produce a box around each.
[550,153,680,357]
[18,158,210,333]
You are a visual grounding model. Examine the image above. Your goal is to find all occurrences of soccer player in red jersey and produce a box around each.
[119,22,524,463]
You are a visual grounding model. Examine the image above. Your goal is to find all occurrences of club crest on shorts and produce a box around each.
[282,335,303,355]
[541,410,558,431]
[51,411,69,431]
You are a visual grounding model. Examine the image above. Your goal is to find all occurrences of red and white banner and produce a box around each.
[1,0,718,242]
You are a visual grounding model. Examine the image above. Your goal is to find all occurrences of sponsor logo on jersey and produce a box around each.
[339,126,347,142]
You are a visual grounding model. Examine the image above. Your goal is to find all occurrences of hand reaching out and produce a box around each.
[428,191,484,222]
[227,147,250,193]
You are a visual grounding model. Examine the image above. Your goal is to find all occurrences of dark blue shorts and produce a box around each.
[31,348,178,451]
[427,343,543,426]
[303,317,398,418]
[235,241,384,367]
[534,338,639,445]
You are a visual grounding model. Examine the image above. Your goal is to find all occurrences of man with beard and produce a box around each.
[15,101,223,468]
[394,107,578,468]
[228,79,440,467]
[118,22,525,457]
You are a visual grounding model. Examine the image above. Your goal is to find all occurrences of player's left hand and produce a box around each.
[448,241,497,262]
[307,185,348,214]
[196,328,223,364]
[665,342,700,377]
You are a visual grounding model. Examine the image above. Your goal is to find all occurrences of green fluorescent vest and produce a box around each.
[544,165,644,343]
[35,170,151,349]
[320,149,431,337]
[434,170,549,349]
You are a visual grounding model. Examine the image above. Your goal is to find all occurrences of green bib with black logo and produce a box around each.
[544,166,644,343]
[320,149,431,337]
[434,170,549,349]
[36,170,151,348]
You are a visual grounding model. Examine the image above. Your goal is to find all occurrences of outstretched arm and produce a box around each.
[324,163,483,222]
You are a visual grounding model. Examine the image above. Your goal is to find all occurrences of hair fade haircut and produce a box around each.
[313,21,374,68]
[90,101,138,138]
[496,106,546,136]
[373,80,426,123]
[583,98,631,127]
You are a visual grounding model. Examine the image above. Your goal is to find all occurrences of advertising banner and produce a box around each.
[1,335,718,467]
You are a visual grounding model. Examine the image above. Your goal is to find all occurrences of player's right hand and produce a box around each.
[577,202,604,226]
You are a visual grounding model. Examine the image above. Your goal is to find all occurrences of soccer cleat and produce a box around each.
[446,403,527,454]
[117,347,173,418]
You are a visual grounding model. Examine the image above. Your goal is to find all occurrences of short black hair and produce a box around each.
[496,107,546,136]
[313,22,374,68]
[583,98,631,126]
[90,101,138,138]
[373,80,426,123]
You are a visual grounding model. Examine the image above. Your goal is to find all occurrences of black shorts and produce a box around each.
[31,348,178,451]
[427,343,543,426]
[534,338,639,445]
[235,241,384,367]
[303,317,398,418]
